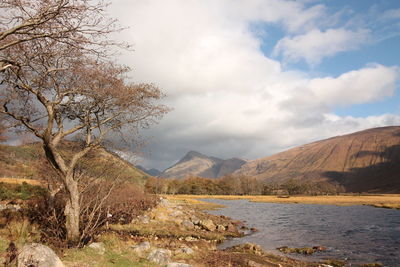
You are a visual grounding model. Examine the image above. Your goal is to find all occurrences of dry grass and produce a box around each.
[164,195,225,210]
[166,194,400,209]
[0,177,41,186]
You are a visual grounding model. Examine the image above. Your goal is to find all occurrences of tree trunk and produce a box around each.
[64,175,80,243]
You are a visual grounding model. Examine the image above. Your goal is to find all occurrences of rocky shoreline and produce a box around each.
[103,196,330,267]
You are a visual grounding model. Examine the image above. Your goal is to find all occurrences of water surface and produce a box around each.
[202,199,400,266]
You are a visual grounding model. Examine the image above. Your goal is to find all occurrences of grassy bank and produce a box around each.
[165,194,400,209]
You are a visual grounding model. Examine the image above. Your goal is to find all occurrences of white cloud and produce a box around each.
[273,28,371,65]
[308,64,398,106]
[108,1,400,169]
[382,9,400,20]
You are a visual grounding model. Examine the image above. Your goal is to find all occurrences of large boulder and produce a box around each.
[18,243,64,267]
[147,248,172,265]
[199,219,216,231]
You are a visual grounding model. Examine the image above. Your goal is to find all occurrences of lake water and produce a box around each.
[201,199,400,266]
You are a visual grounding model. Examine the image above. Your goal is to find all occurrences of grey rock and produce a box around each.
[132,241,151,256]
[18,243,64,267]
[147,248,172,265]
[181,220,195,229]
[133,241,151,250]
[88,242,105,255]
[199,219,216,231]
[167,263,194,267]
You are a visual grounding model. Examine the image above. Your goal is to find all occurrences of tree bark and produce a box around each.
[43,143,81,243]
[64,175,80,243]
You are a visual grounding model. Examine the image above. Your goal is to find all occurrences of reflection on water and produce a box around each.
[202,199,400,266]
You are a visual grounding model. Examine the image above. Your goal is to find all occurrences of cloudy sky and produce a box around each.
[108,0,400,170]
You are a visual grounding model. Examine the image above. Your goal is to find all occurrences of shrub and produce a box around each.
[26,179,158,247]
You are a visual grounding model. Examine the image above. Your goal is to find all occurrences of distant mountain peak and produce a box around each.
[160,151,246,179]
[181,151,207,160]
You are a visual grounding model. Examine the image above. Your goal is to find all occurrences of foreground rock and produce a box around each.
[132,241,151,256]
[198,219,216,231]
[18,243,64,267]
[147,248,172,265]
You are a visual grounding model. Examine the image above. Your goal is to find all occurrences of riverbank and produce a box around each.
[166,194,400,209]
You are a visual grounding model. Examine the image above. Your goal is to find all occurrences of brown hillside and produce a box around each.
[236,126,400,193]
[0,142,150,186]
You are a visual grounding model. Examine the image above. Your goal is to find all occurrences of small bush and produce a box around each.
[26,193,68,247]
[105,182,158,224]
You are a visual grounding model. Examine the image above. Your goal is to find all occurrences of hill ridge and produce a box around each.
[235,126,400,193]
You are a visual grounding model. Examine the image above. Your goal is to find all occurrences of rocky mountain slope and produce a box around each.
[235,126,400,193]
[160,151,246,179]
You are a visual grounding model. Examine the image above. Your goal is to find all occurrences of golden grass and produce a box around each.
[0,177,41,186]
[162,195,225,210]
[165,194,400,209]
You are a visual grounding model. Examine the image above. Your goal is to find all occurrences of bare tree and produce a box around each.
[0,1,168,243]
[0,0,126,71]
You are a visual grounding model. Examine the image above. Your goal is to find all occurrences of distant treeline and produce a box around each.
[145,175,345,196]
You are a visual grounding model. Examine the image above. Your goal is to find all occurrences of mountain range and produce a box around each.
[160,126,400,193]
[159,151,247,179]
